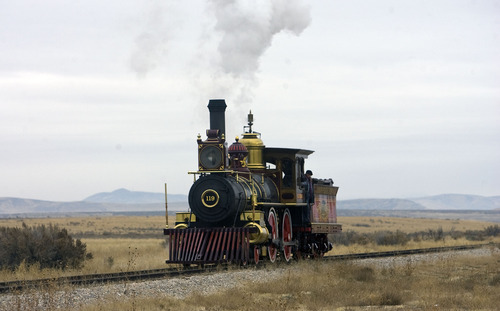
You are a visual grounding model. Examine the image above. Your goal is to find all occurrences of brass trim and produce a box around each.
[201,189,219,208]
[257,202,308,207]
[175,212,196,222]
[244,222,269,244]
[174,223,188,229]
[240,210,264,221]
[188,170,234,174]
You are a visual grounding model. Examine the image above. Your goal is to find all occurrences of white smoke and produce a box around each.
[210,0,311,79]
[189,0,311,112]
[128,0,312,110]
[129,2,176,78]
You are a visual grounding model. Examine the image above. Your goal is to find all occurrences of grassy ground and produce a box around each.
[0,214,495,237]
[0,215,168,238]
[340,216,496,233]
[79,249,500,310]
[0,215,498,281]
[1,215,499,310]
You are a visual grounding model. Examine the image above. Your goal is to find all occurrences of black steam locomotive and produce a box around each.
[164,99,341,264]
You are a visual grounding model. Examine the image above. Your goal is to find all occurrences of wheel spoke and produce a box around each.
[282,208,293,262]
[267,208,278,263]
[254,246,260,265]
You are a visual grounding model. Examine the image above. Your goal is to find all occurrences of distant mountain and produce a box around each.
[0,189,188,215]
[83,188,187,204]
[337,198,425,210]
[338,194,500,210]
[411,194,500,210]
[0,197,163,214]
[1,191,498,215]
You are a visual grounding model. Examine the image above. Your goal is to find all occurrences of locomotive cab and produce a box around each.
[263,148,313,204]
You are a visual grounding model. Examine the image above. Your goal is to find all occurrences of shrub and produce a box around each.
[331,225,498,247]
[465,230,485,241]
[353,266,375,282]
[374,230,409,246]
[489,273,500,286]
[484,225,500,237]
[0,223,89,270]
[427,227,444,241]
[106,256,115,268]
[378,291,403,305]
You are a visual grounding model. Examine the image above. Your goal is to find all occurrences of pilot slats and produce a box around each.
[164,228,251,264]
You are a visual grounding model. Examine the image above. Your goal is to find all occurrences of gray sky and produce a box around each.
[1,0,499,201]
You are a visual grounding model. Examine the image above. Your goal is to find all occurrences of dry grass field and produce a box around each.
[330,216,500,255]
[0,215,498,281]
[1,214,494,236]
[0,215,168,238]
[340,216,496,233]
[1,214,499,310]
[78,249,500,311]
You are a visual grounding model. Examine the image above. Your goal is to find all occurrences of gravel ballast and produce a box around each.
[0,246,497,310]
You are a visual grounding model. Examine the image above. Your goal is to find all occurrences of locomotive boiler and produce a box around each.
[164,99,342,265]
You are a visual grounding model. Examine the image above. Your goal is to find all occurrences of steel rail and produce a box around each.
[0,243,496,294]
[323,243,496,261]
[0,266,207,294]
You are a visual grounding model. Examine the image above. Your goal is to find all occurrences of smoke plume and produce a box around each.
[189,0,311,112]
[210,0,311,79]
[129,2,175,77]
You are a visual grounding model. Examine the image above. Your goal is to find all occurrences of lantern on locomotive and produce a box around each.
[163,99,342,265]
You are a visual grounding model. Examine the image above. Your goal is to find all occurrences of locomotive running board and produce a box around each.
[163,227,253,265]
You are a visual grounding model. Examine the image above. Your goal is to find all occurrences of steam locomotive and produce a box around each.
[164,99,341,264]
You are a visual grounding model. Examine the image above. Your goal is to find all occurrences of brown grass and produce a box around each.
[0,215,171,238]
[1,215,498,281]
[2,214,499,310]
[0,238,169,281]
[78,250,500,310]
[0,215,496,239]
[340,216,497,233]
[0,215,496,237]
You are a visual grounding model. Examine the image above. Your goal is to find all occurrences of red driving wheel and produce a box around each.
[254,246,260,264]
[267,207,278,263]
[282,208,293,262]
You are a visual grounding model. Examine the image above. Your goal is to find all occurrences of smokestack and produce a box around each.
[208,99,227,140]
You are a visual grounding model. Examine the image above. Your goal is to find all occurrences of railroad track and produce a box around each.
[0,243,496,294]
[323,243,495,261]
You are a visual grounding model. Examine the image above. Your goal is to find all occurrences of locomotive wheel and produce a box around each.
[312,243,325,259]
[267,207,278,263]
[253,246,260,265]
[282,208,293,262]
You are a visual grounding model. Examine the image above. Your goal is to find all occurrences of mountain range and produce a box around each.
[0,188,499,215]
[84,188,187,204]
[338,194,500,210]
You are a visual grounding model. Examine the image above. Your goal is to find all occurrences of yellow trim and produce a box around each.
[175,212,196,222]
[240,210,264,222]
[237,175,252,200]
[174,223,188,229]
[201,189,219,208]
[257,202,308,207]
[244,222,269,244]
[188,170,234,174]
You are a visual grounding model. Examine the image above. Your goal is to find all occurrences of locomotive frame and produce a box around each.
[164,99,342,265]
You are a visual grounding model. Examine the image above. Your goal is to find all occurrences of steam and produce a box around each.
[129,0,312,108]
[192,0,312,109]
[130,32,168,78]
[129,3,174,77]
[210,0,311,79]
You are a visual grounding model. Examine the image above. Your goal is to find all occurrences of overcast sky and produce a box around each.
[1,0,499,201]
